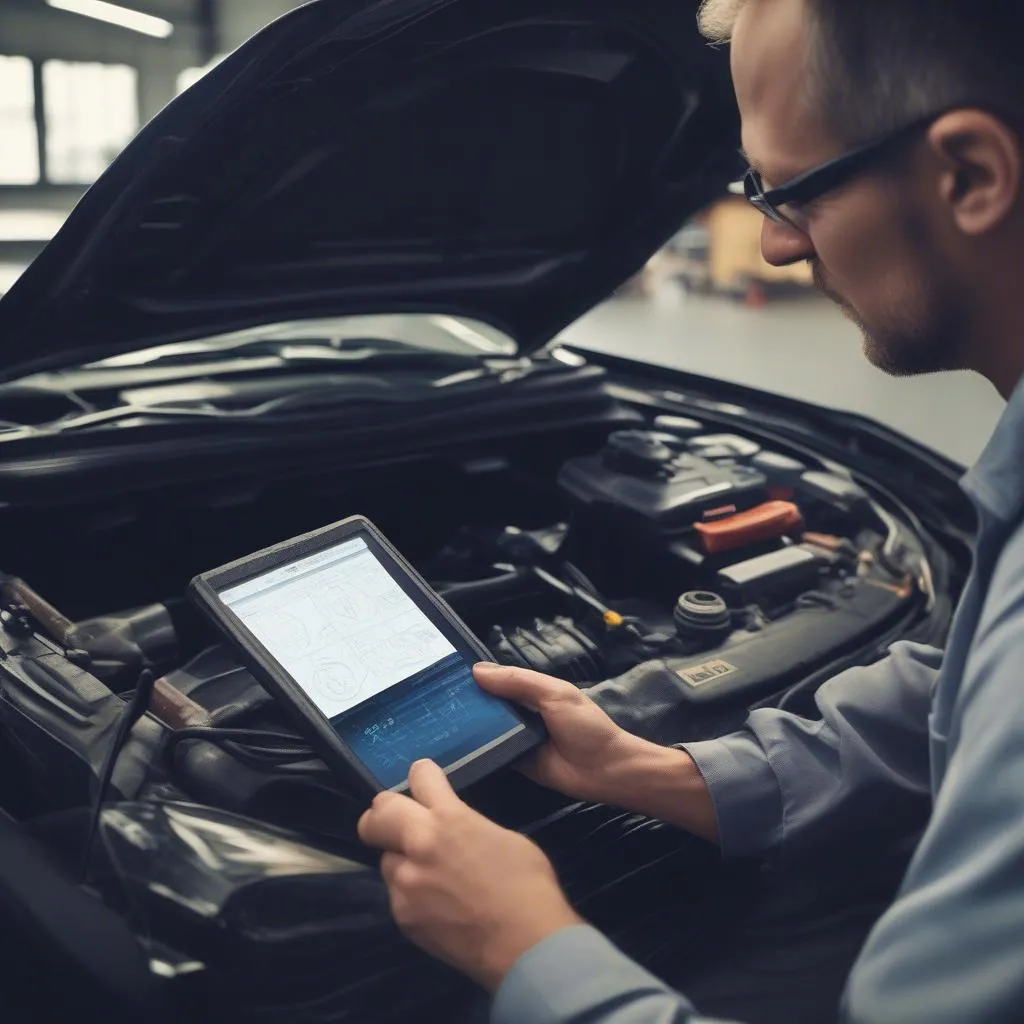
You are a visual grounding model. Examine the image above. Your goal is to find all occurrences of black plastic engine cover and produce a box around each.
[556,432,769,600]
[559,437,767,529]
[587,579,912,745]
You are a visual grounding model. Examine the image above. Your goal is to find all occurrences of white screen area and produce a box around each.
[220,538,457,718]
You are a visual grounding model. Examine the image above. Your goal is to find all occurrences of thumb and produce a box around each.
[473,662,580,709]
[407,759,461,810]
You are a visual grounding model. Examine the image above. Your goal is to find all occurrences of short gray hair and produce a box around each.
[697,0,1024,146]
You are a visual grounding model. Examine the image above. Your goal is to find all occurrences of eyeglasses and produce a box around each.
[741,114,939,230]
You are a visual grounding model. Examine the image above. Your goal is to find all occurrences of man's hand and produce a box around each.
[474,663,720,842]
[473,661,644,802]
[358,759,583,993]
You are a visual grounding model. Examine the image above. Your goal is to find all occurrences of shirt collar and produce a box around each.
[961,374,1024,523]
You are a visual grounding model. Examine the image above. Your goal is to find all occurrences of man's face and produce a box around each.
[730,0,970,376]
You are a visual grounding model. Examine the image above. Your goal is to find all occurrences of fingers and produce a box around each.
[358,790,431,853]
[407,759,461,810]
[380,850,402,884]
[473,663,581,709]
[360,762,464,851]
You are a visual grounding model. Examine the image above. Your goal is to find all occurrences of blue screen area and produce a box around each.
[220,535,523,789]
[332,652,523,788]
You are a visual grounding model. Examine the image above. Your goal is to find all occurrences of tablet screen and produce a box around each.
[219,535,524,788]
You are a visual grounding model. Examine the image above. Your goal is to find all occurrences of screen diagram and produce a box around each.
[222,538,457,718]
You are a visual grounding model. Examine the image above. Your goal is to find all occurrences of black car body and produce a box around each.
[0,2,974,1021]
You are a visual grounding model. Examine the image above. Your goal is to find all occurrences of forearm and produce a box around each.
[493,925,723,1024]
[601,736,720,843]
[592,642,939,860]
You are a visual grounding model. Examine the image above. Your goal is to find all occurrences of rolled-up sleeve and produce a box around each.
[682,641,940,860]
[492,925,732,1024]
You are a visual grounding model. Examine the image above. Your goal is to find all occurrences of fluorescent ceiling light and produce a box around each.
[46,0,174,39]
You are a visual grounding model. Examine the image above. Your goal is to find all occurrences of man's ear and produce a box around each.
[928,110,1021,236]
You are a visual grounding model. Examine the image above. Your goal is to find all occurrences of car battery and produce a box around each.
[557,431,768,599]
[558,431,768,529]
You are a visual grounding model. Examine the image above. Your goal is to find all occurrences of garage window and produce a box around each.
[0,56,40,185]
[43,60,138,184]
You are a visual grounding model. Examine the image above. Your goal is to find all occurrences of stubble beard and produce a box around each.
[812,261,965,378]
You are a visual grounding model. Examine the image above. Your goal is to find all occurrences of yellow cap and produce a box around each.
[603,610,624,628]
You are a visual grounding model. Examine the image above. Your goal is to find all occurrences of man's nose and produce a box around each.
[761,218,816,267]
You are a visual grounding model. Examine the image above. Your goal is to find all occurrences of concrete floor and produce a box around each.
[562,294,1004,468]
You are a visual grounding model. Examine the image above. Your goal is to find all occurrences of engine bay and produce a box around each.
[0,388,961,1022]
[0,407,937,836]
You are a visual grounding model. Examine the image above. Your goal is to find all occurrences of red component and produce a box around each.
[694,501,804,555]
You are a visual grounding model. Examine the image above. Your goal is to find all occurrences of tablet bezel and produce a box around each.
[188,515,544,798]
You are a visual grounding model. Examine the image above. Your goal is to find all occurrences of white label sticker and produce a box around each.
[677,660,738,689]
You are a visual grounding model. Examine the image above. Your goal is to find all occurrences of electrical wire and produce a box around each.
[530,566,610,617]
[870,502,908,576]
[561,561,604,600]
[164,726,321,772]
[81,669,157,882]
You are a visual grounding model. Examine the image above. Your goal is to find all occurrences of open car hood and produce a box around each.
[0,0,738,380]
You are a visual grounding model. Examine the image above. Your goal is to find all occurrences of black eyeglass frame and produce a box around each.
[742,113,941,227]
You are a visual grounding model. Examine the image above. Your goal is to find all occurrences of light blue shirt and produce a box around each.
[493,375,1024,1024]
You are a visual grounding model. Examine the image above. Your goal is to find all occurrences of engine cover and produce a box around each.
[558,430,767,528]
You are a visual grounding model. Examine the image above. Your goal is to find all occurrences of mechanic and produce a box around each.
[358,1,1024,1021]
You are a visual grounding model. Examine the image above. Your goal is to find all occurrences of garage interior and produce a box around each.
[0,7,1014,1024]
[0,0,1004,466]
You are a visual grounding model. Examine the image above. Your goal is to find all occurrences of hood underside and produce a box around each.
[0,0,738,380]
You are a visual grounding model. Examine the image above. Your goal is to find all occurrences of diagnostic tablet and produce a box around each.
[188,516,544,797]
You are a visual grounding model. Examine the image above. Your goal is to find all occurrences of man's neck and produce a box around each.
[970,245,1024,399]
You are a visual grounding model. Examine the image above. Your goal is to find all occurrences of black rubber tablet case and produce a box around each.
[188,515,545,799]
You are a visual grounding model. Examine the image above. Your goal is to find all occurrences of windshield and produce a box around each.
[91,314,519,368]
